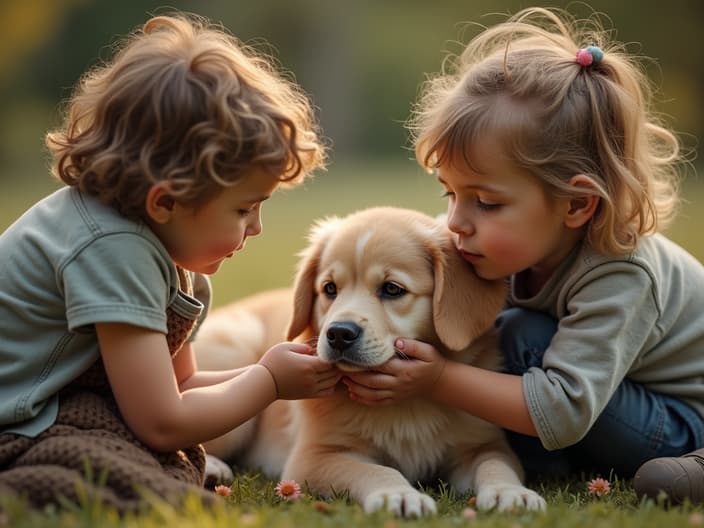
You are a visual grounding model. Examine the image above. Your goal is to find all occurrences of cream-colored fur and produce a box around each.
[195,207,545,516]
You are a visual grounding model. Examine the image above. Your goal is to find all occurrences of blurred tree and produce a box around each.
[0,0,700,181]
[0,0,84,85]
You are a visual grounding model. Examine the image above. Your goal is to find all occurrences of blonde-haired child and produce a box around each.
[0,13,339,511]
[343,7,704,506]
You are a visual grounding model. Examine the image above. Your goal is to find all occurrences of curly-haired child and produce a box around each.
[0,13,339,512]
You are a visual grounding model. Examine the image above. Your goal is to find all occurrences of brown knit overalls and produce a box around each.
[0,268,214,513]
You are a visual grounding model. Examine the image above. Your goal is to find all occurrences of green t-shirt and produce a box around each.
[0,187,210,436]
[511,234,704,450]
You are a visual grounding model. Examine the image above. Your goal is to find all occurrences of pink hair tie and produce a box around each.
[576,46,604,67]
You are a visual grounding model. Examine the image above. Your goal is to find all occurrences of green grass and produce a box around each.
[2,470,704,527]
[2,160,704,525]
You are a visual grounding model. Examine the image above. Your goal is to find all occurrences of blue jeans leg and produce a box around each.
[495,307,704,479]
[574,380,704,476]
[496,307,569,478]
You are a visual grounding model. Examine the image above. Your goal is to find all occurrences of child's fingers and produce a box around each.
[327,371,343,382]
[285,350,331,372]
[394,338,436,362]
[317,371,341,386]
[343,371,394,390]
[369,357,405,375]
[285,342,314,354]
[309,357,338,373]
[316,374,342,393]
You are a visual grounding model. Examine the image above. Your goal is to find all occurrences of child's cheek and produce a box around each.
[483,230,532,266]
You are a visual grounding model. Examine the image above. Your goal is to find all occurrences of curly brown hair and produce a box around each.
[46,13,326,220]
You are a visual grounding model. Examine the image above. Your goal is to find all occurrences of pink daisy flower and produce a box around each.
[689,512,704,526]
[587,477,611,496]
[462,506,477,520]
[214,484,232,497]
[275,479,302,501]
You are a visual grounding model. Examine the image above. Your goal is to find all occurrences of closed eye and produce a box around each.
[476,198,502,211]
[378,281,406,299]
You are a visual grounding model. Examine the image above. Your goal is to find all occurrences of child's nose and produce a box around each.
[247,213,263,236]
[447,209,474,236]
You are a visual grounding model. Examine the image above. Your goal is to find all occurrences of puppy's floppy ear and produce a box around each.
[286,216,341,340]
[430,225,507,351]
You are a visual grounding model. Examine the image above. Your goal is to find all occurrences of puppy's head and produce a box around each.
[286,207,506,371]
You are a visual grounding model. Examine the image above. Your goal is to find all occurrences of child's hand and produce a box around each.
[258,342,341,400]
[341,338,447,406]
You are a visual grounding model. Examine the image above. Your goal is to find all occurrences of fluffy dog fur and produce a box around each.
[195,207,545,516]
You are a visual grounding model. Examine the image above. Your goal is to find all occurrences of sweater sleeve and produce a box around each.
[523,262,661,450]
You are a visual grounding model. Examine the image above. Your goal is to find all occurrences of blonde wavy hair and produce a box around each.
[409,7,683,255]
[46,13,326,220]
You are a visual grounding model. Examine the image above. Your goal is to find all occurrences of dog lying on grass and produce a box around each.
[196,207,546,516]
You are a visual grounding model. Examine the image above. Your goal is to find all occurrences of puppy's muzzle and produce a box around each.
[325,320,361,360]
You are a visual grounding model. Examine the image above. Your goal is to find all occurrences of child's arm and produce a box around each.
[97,322,340,451]
[172,342,254,391]
[342,338,537,436]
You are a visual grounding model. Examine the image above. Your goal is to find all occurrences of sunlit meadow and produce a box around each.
[1,160,703,526]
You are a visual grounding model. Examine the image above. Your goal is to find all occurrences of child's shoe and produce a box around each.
[633,448,704,504]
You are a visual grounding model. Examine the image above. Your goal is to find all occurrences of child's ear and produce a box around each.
[564,174,600,229]
[145,182,176,224]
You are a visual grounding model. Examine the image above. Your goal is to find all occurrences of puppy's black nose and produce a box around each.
[326,321,361,351]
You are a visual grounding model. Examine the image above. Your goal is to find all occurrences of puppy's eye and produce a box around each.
[322,281,337,298]
[379,282,406,299]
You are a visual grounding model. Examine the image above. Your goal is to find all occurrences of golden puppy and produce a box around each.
[196,207,545,516]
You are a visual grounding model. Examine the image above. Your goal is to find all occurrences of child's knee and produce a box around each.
[495,308,557,373]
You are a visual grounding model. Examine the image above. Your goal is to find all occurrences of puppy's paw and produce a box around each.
[363,487,437,517]
[204,454,234,489]
[476,484,546,512]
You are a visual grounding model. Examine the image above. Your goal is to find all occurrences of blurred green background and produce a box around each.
[1,0,701,307]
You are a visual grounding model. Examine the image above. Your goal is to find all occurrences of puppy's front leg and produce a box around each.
[284,450,436,517]
[450,445,546,512]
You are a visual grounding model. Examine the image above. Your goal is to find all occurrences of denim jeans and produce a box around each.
[496,307,704,479]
